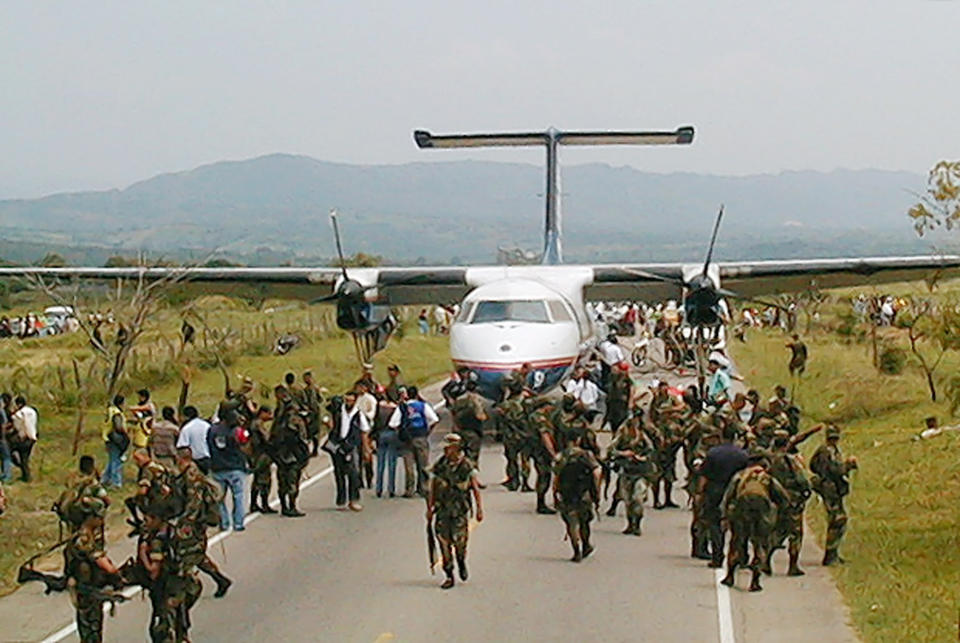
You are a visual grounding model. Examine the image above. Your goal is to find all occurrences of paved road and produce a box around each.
[7,370,858,642]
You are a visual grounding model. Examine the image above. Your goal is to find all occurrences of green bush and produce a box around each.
[878,345,907,374]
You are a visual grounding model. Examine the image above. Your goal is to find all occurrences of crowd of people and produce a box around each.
[12,320,858,638]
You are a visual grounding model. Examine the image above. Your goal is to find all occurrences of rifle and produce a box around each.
[426,517,438,575]
[17,537,71,594]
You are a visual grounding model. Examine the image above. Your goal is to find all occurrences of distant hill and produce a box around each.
[0,154,944,264]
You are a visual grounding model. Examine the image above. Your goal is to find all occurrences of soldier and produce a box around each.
[607,416,655,535]
[689,430,723,560]
[450,374,488,475]
[126,449,179,534]
[137,511,202,642]
[720,454,789,592]
[48,456,124,643]
[221,376,258,426]
[700,425,749,567]
[500,363,532,400]
[602,361,632,434]
[496,381,531,491]
[270,386,310,517]
[425,434,484,590]
[766,426,820,576]
[553,435,602,561]
[302,371,324,456]
[786,334,808,377]
[246,405,276,514]
[809,424,858,565]
[648,389,684,509]
[174,446,232,598]
[384,364,405,403]
[525,396,558,514]
[552,394,598,456]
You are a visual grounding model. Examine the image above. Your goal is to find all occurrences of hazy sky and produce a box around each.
[2,1,958,198]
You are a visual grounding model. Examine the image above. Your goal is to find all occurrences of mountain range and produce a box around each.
[0,154,944,265]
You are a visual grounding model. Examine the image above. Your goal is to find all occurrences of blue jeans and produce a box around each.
[213,469,247,530]
[376,430,400,496]
[101,442,125,487]
[0,441,12,482]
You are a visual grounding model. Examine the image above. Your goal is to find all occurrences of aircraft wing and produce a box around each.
[585,255,960,301]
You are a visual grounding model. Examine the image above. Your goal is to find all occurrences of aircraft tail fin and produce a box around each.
[414,126,695,265]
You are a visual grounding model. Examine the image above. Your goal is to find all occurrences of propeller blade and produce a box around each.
[309,293,341,305]
[702,205,725,275]
[329,209,349,280]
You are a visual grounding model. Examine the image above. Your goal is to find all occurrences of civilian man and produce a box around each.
[208,410,248,531]
[177,406,212,474]
[391,386,440,497]
[10,396,38,482]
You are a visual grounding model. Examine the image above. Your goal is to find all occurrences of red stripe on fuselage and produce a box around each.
[452,356,577,372]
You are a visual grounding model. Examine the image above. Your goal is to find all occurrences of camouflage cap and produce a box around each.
[444,433,463,446]
[825,424,841,439]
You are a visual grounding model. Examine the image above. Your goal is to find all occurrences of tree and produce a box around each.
[908,160,960,236]
[331,252,382,268]
[895,297,960,402]
[38,253,67,267]
[27,264,191,452]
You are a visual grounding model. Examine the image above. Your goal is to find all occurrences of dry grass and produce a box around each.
[731,284,960,642]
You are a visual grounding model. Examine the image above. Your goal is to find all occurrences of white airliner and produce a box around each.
[4,125,960,399]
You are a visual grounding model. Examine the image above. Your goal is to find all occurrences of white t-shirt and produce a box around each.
[340,405,371,439]
[599,341,626,366]
[356,392,378,424]
[12,406,38,441]
[564,378,600,408]
[176,418,211,460]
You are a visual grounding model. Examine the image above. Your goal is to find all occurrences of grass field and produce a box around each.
[0,293,451,596]
[730,281,960,642]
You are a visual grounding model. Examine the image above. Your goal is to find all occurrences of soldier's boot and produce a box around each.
[720,559,738,587]
[632,516,643,536]
[441,566,455,590]
[663,487,679,508]
[822,548,840,566]
[536,495,557,515]
[760,555,773,576]
[581,524,594,558]
[787,550,805,576]
[606,497,620,517]
[570,542,582,563]
[748,568,763,592]
[249,493,262,514]
[284,493,306,518]
[652,482,663,509]
[259,490,278,514]
[502,477,519,491]
[211,570,233,598]
[456,555,468,581]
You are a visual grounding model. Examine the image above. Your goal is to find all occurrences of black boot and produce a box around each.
[457,555,468,581]
[663,489,679,508]
[720,564,736,587]
[260,490,278,514]
[249,494,261,514]
[748,569,763,592]
[536,499,557,515]
[283,494,306,517]
[570,542,582,563]
[441,569,455,589]
[822,549,840,566]
[581,539,594,559]
[212,572,233,598]
[787,550,805,576]
[606,498,620,517]
[520,477,534,492]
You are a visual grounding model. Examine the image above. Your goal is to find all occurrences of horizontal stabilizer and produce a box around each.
[413,126,694,149]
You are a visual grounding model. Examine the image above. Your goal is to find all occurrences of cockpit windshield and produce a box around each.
[471,300,550,324]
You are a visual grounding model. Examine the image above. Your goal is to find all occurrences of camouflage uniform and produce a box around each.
[602,368,632,433]
[302,383,324,452]
[720,464,789,592]
[650,413,683,508]
[140,520,202,643]
[524,398,557,513]
[809,428,857,565]
[270,397,310,515]
[430,453,477,581]
[767,435,811,575]
[607,423,655,535]
[496,393,530,491]
[60,475,111,643]
[554,444,601,561]
[451,391,486,467]
[246,416,274,512]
